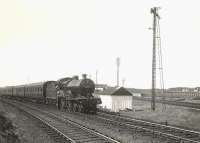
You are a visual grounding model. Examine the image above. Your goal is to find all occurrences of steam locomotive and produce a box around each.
[0,74,101,114]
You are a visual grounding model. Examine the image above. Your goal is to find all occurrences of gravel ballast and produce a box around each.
[121,99,200,131]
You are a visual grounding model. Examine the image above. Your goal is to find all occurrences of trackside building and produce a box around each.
[94,87,133,112]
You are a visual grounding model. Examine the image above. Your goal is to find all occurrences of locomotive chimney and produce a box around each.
[82,74,87,79]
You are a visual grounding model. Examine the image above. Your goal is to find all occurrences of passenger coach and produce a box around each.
[0,81,57,103]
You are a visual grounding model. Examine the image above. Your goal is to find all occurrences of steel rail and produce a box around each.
[132,96,200,109]
[29,107,120,143]
[1,99,77,143]
[99,112,200,134]
[1,99,120,143]
[98,112,200,143]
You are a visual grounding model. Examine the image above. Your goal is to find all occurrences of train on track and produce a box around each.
[0,74,101,114]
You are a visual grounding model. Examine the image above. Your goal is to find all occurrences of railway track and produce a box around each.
[97,112,200,143]
[1,99,120,143]
[3,98,200,143]
[133,96,200,109]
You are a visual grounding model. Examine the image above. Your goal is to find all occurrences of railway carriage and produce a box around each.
[0,75,101,114]
[0,81,57,103]
[14,85,25,97]
[1,86,13,97]
[23,82,46,103]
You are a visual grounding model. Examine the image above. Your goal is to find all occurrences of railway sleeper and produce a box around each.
[75,137,103,142]
[71,135,98,140]
[66,132,88,137]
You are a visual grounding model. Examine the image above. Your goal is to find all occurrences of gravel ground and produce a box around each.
[0,100,55,143]
[121,99,200,131]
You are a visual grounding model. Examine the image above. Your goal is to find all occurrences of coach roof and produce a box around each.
[12,81,56,88]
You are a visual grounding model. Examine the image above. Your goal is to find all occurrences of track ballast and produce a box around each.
[1,99,120,143]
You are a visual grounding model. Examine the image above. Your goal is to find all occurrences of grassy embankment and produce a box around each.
[0,111,20,143]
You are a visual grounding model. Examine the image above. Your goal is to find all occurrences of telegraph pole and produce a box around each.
[151,7,160,111]
[116,57,120,87]
[96,70,98,84]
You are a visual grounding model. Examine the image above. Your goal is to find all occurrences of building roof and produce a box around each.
[95,87,132,96]
[95,84,109,88]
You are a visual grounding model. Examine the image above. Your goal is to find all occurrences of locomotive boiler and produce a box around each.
[56,74,101,113]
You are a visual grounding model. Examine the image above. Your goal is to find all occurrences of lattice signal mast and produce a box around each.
[151,7,160,111]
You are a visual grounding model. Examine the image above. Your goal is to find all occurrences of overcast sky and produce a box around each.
[0,0,200,88]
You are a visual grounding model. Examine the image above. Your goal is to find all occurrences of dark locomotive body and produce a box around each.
[0,75,101,114]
